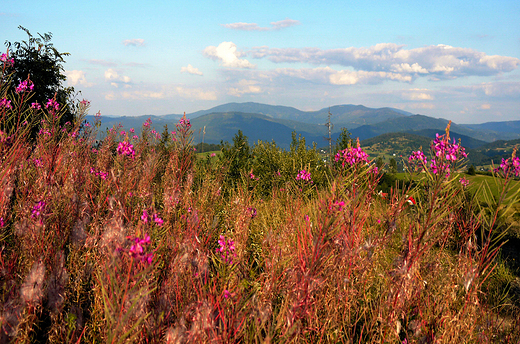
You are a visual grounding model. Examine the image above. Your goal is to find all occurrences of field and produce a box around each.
[2,65,520,342]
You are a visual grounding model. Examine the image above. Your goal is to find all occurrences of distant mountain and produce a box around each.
[461,120,520,134]
[165,102,410,129]
[190,112,327,149]
[85,102,520,148]
[350,115,514,142]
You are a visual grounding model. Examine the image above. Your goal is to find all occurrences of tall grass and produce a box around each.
[1,54,519,343]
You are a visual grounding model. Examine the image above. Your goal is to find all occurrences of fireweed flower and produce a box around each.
[31,201,46,219]
[335,141,370,167]
[494,154,520,177]
[0,217,5,228]
[459,177,470,187]
[153,213,163,226]
[296,169,312,183]
[141,210,149,223]
[129,234,154,264]
[0,53,14,66]
[31,102,41,110]
[15,80,34,93]
[0,98,12,109]
[217,235,236,265]
[45,99,60,112]
[329,200,345,211]
[116,141,135,158]
[129,128,135,133]
[143,118,152,127]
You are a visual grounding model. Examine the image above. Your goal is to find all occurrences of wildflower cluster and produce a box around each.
[128,234,154,264]
[90,168,108,180]
[0,53,14,67]
[31,201,46,219]
[45,98,60,112]
[116,141,135,158]
[178,117,192,130]
[494,154,520,178]
[0,98,12,109]
[335,143,370,167]
[140,210,163,226]
[216,235,236,265]
[15,80,34,93]
[408,130,467,177]
[296,169,312,182]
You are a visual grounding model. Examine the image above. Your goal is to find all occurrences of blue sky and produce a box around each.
[2,0,520,123]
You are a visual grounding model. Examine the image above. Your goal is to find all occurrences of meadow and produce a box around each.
[2,55,520,343]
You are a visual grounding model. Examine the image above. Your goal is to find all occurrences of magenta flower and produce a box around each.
[153,213,163,226]
[494,154,520,178]
[129,234,153,264]
[116,141,135,158]
[31,201,46,219]
[335,145,370,167]
[15,80,34,93]
[141,210,149,223]
[129,128,135,133]
[0,53,14,67]
[459,177,470,187]
[0,217,5,228]
[0,99,12,109]
[45,98,60,112]
[296,169,312,182]
[217,235,236,265]
[31,102,41,110]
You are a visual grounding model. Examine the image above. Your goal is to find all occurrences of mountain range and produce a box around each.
[87,102,520,149]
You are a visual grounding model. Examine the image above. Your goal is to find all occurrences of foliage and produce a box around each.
[4,26,75,139]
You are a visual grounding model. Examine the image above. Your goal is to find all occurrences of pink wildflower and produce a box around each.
[216,235,236,265]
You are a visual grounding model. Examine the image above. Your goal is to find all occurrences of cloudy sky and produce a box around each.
[2,0,520,123]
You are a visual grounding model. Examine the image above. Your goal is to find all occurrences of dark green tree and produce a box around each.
[389,157,397,173]
[5,26,76,137]
[220,130,253,186]
[467,165,476,176]
[335,127,352,152]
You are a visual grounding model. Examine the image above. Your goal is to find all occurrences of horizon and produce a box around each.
[2,0,519,124]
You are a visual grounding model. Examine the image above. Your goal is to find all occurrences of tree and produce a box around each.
[220,130,253,185]
[5,26,76,137]
[335,127,352,152]
[389,158,397,173]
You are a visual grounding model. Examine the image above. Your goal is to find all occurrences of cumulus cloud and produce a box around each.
[104,69,131,87]
[123,39,145,46]
[181,64,203,76]
[400,88,434,101]
[203,42,255,68]
[457,81,520,98]
[65,70,94,87]
[222,18,300,31]
[175,87,217,100]
[248,43,520,79]
[228,79,262,97]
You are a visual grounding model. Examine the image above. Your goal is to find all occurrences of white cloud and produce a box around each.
[180,64,203,76]
[175,87,217,100]
[121,91,165,99]
[480,103,491,109]
[248,43,520,79]
[203,42,255,68]
[228,80,262,97]
[222,18,300,31]
[104,69,132,86]
[123,39,145,47]
[65,70,94,87]
[401,88,434,100]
